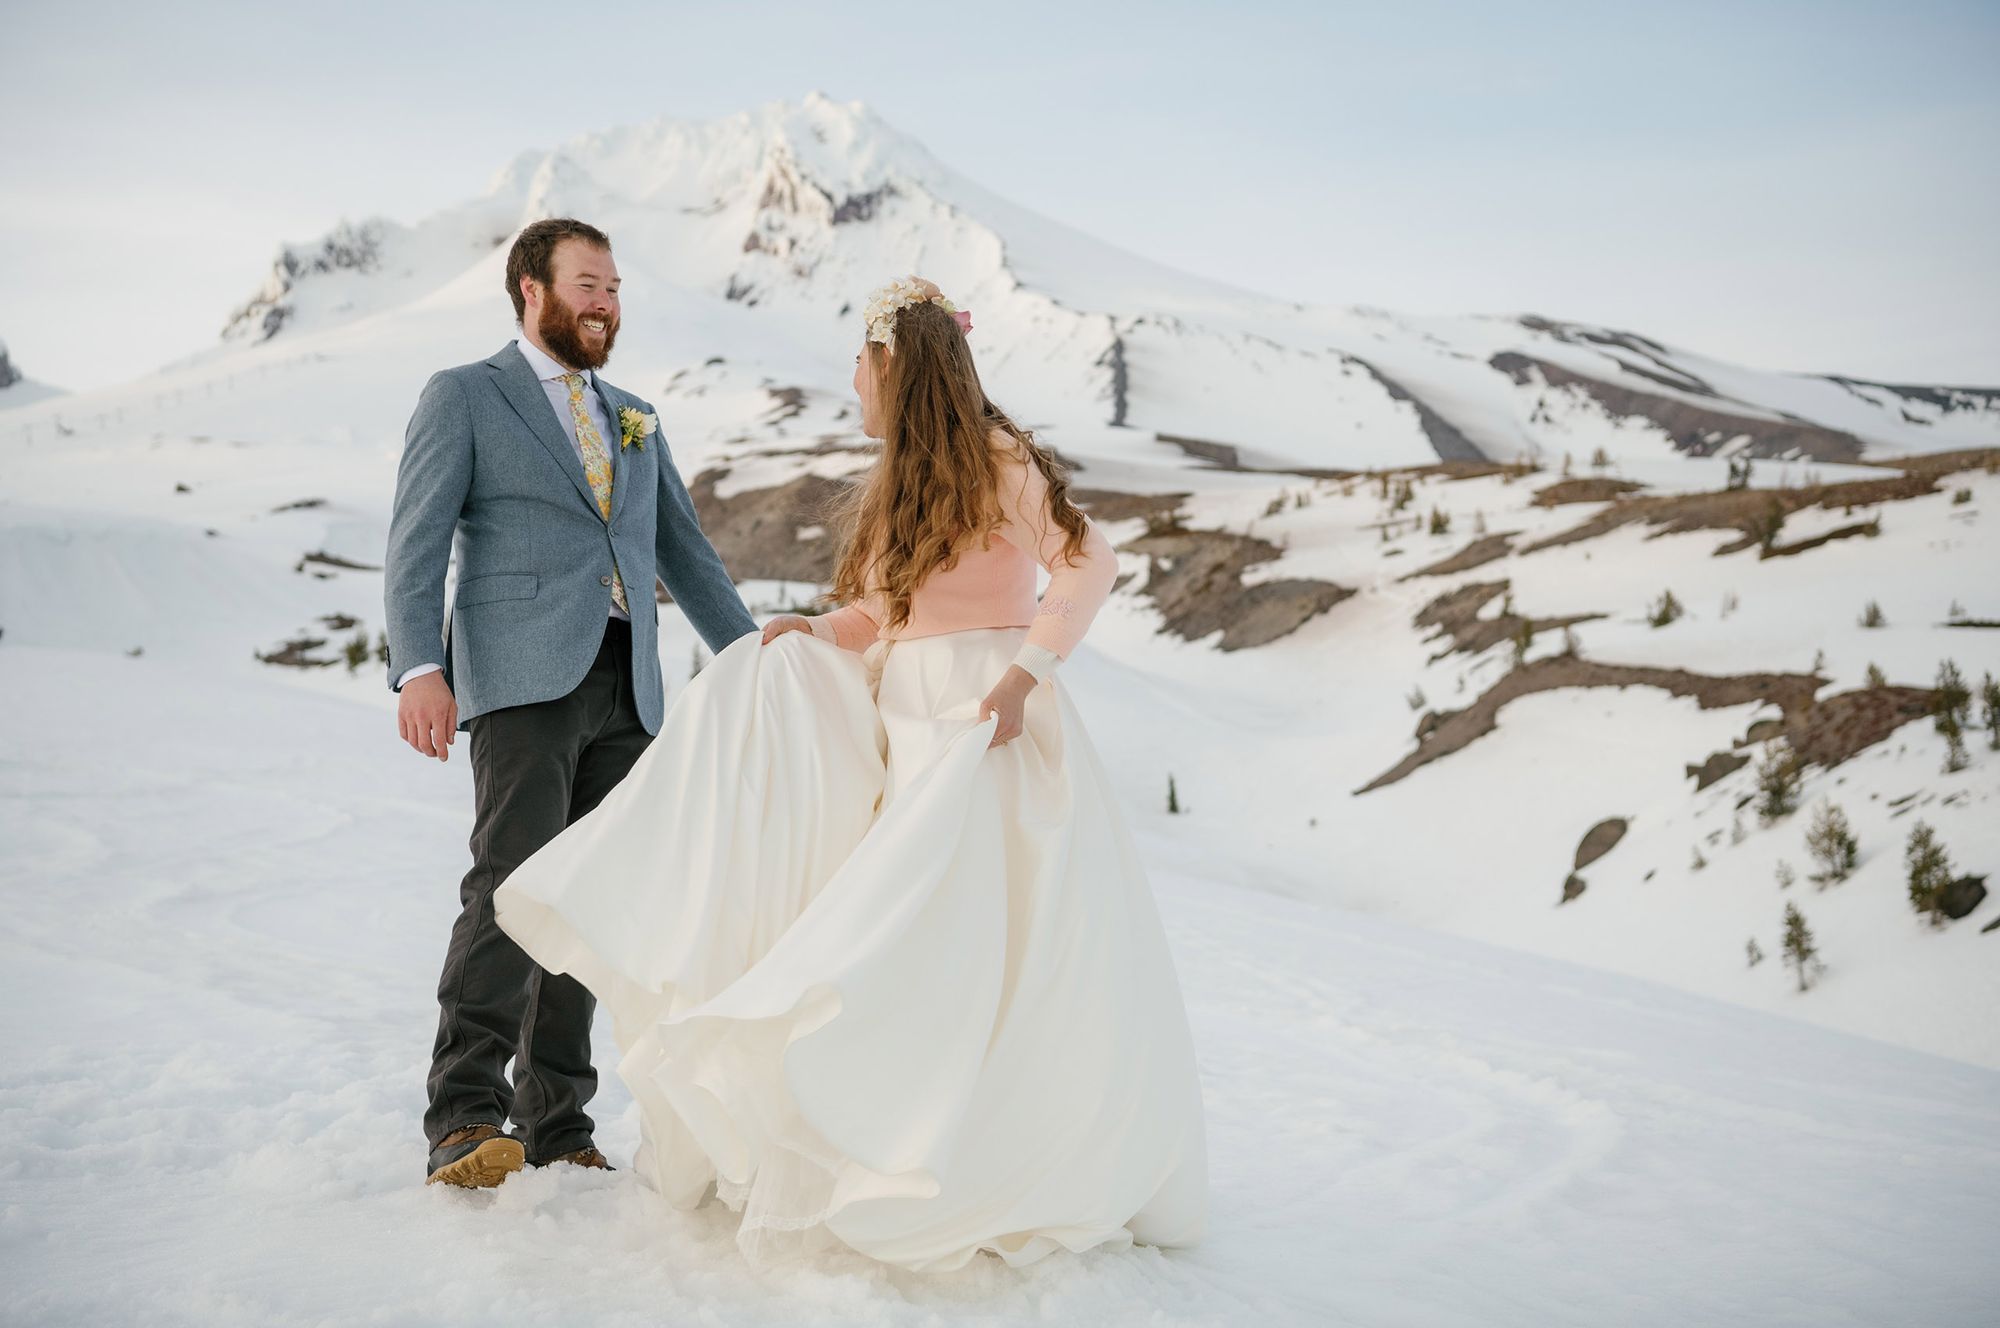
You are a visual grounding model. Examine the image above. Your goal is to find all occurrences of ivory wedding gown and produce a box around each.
[492,450,1206,1272]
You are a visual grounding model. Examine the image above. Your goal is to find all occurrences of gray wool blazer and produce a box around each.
[383,340,757,735]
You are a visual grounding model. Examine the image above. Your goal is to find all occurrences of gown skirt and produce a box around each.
[491,625,1208,1272]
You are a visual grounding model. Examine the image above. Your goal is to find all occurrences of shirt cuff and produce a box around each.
[1011,643,1064,683]
[396,661,444,689]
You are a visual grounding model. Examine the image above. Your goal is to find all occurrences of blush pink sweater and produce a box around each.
[812,442,1118,669]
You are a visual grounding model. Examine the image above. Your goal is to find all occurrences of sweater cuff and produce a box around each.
[1011,643,1064,683]
[806,614,837,643]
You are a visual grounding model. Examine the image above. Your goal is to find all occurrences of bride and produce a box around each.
[492,276,1208,1272]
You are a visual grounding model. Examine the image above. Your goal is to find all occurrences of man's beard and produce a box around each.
[537,296,618,371]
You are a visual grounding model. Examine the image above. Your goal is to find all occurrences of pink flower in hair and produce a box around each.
[952,308,973,335]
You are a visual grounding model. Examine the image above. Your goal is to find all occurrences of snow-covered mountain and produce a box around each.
[0,335,64,408]
[213,93,2000,471]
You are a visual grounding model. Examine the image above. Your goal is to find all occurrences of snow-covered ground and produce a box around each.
[1,641,1994,1327]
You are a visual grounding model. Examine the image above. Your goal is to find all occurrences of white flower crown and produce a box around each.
[862,276,971,351]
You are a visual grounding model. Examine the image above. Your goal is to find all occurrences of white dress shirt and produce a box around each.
[395,338,628,691]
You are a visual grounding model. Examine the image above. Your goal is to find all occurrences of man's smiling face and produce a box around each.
[528,237,621,371]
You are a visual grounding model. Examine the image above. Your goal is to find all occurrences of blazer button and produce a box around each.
[600,575,613,586]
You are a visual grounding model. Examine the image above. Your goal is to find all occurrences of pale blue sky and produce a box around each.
[2,0,1994,390]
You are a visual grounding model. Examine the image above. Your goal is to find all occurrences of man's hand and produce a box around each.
[979,666,1037,748]
[761,614,813,645]
[398,672,459,761]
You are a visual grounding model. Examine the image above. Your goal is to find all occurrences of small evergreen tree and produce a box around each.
[1863,662,1888,688]
[1590,445,1611,470]
[373,630,389,664]
[1745,937,1764,967]
[1512,618,1533,665]
[1648,589,1684,628]
[1167,774,1182,815]
[1982,672,2000,750]
[1690,844,1708,872]
[1753,500,1786,554]
[1858,600,1885,628]
[1939,707,1969,773]
[1781,902,1824,992]
[1933,660,1972,731]
[1805,801,1858,885]
[1905,821,1953,926]
[1754,743,1803,825]
[1774,860,1796,890]
[343,629,370,673]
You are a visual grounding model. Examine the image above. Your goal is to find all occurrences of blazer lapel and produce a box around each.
[484,343,602,519]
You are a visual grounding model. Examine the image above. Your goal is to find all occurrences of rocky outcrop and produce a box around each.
[1519,470,1954,557]
[1492,351,1867,462]
[222,221,385,342]
[1359,657,1824,793]
[1121,525,1352,650]
[1412,579,1604,661]
[1575,818,1629,870]
[1941,875,1989,921]
[1347,356,1489,462]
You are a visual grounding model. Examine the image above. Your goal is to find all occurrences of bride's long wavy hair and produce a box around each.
[828,293,1090,633]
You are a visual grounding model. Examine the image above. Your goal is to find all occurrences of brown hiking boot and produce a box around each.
[532,1145,614,1171]
[425,1123,526,1188]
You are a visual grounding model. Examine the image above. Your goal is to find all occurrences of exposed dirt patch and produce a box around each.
[1412,579,1605,661]
[1155,432,1352,481]
[1532,477,1647,506]
[1859,446,2000,480]
[687,468,851,584]
[762,386,807,424]
[1783,685,1936,769]
[1520,471,1944,558]
[1071,488,1190,524]
[1686,751,1750,790]
[1398,533,1517,579]
[256,636,338,668]
[1575,817,1629,870]
[1759,519,1881,559]
[1359,657,1825,793]
[295,550,380,573]
[1121,527,1353,650]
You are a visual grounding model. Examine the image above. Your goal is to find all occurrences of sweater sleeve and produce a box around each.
[810,595,884,652]
[993,450,1118,661]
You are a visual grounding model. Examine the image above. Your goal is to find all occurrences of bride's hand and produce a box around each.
[761,614,813,645]
[979,666,1036,747]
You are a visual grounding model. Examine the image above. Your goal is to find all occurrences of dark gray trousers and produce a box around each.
[422,615,652,1161]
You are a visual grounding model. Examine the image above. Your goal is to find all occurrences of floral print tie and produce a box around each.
[562,372,629,614]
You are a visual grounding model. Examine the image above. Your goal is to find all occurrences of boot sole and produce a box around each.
[426,1136,526,1189]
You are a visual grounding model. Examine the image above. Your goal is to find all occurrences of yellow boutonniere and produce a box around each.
[617,405,658,451]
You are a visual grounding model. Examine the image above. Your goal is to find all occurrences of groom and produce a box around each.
[383,217,757,1188]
